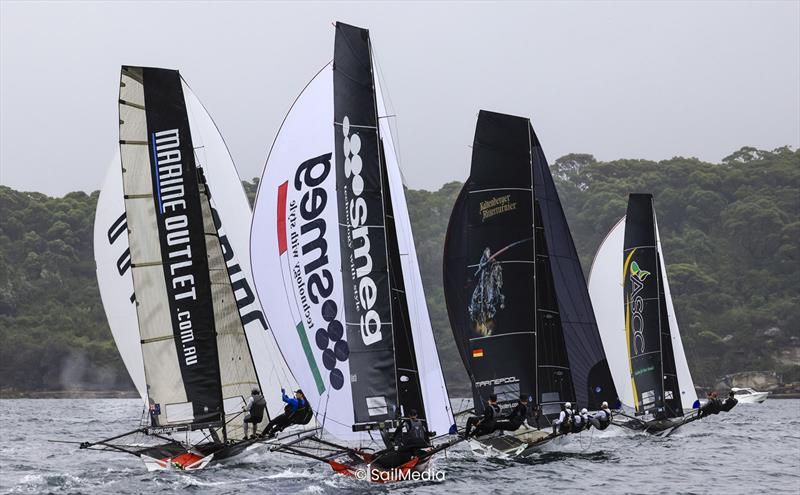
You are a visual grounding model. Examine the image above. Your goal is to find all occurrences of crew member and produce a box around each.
[699,391,723,418]
[528,403,544,429]
[243,388,266,439]
[573,408,589,432]
[261,388,312,438]
[464,394,501,438]
[552,402,574,435]
[588,401,613,430]
[496,394,530,432]
[393,409,431,456]
[720,391,739,412]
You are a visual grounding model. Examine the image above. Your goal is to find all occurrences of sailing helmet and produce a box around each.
[565,402,572,409]
[601,401,609,409]
[581,408,588,415]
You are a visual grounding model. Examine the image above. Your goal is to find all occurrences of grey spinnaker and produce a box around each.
[530,122,618,410]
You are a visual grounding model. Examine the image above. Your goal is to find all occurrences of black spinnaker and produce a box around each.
[444,110,618,424]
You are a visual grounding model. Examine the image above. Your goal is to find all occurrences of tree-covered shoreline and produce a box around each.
[1,146,797,396]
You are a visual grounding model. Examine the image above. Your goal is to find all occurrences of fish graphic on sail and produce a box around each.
[85,66,294,469]
[251,22,457,477]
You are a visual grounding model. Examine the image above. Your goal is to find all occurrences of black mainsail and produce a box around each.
[444,110,617,421]
[623,193,683,418]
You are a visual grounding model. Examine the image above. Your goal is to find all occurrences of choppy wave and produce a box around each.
[1,398,798,494]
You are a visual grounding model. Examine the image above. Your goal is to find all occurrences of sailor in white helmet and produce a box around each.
[552,401,574,435]
[588,401,613,430]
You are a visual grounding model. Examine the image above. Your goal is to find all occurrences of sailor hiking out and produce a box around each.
[261,389,312,438]
[552,402,574,435]
[588,401,613,430]
[464,394,501,438]
[720,391,739,412]
[495,394,530,432]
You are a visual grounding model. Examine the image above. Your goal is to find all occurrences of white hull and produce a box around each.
[467,428,558,458]
[736,392,769,404]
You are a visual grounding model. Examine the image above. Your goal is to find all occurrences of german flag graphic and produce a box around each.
[472,348,484,358]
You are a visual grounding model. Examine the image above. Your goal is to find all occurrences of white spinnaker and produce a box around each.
[374,75,454,434]
[588,217,633,408]
[94,152,146,401]
[251,64,365,442]
[588,216,697,411]
[182,80,296,417]
[655,216,697,409]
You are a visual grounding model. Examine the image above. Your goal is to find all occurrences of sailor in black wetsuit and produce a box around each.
[393,409,431,456]
[528,403,544,429]
[720,391,738,412]
[243,388,266,439]
[464,394,501,438]
[699,391,723,418]
[495,394,529,432]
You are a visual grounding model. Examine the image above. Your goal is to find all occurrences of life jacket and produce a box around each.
[720,398,737,412]
[250,394,266,423]
[402,419,428,447]
[508,403,527,426]
[485,403,501,426]
[596,409,612,429]
[286,398,313,424]
[559,409,574,433]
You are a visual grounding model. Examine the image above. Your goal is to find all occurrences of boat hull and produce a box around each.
[468,428,558,458]
[737,392,769,404]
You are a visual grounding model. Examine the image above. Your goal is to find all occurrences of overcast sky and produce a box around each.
[1,1,798,196]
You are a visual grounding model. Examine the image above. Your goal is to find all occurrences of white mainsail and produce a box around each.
[588,216,697,410]
[95,69,295,420]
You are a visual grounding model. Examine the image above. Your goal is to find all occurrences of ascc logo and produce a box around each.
[628,259,651,355]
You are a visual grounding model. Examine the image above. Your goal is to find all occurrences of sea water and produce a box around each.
[1,398,798,494]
